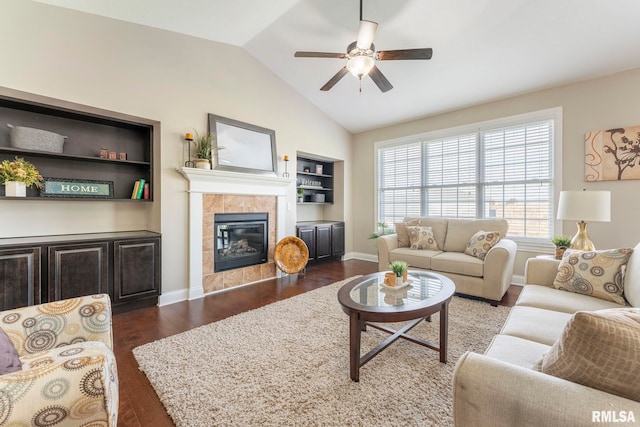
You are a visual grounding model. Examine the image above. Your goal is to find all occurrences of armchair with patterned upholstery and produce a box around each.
[0,294,118,426]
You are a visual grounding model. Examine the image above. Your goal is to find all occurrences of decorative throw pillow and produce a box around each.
[552,248,633,305]
[407,226,439,250]
[0,327,21,375]
[533,308,640,402]
[464,230,501,260]
[395,219,419,248]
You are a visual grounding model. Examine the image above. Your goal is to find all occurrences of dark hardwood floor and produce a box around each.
[113,259,521,426]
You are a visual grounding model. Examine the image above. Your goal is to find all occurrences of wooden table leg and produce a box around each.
[349,311,362,381]
[439,302,448,363]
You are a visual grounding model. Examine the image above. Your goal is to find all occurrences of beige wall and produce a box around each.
[0,1,352,297]
[353,67,640,276]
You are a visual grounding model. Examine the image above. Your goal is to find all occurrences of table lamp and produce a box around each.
[557,190,610,251]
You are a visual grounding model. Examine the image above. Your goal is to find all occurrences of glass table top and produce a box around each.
[349,272,447,307]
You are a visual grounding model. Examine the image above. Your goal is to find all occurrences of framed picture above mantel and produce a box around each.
[208,113,278,176]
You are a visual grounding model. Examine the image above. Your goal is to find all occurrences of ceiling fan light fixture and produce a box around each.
[347,55,375,78]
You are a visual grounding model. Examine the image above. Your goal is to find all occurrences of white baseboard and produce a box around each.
[349,252,378,263]
[158,288,189,307]
[511,274,524,286]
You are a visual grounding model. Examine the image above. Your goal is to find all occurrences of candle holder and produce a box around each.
[184,133,194,167]
[282,156,290,178]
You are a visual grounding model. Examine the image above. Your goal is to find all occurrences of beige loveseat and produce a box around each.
[453,244,640,426]
[376,217,517,302]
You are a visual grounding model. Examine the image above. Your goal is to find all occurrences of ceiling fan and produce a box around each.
[294,0,433,92]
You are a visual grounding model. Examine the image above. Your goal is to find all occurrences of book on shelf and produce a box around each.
[143,182,150,200]
[130,179,147,199]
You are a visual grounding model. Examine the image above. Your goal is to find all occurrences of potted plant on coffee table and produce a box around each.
[390,260,409,284]
[551,235,572,259]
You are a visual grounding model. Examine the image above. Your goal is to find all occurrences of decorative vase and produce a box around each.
[194,159,211,170]
[402,270,408,283]
[384,272,397,286]
[5,181,26,197]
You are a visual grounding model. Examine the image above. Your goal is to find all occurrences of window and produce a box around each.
[376,108,561,244]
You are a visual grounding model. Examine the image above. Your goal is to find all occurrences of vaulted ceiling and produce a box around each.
[35,0,640,133]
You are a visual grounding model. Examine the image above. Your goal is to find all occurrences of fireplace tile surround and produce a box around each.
[178,167,296,300]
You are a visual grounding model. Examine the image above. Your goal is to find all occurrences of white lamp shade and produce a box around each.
[557,190,611,222]
[356,20,378,50]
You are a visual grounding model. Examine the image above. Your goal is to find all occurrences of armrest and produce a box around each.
[482,238,517,301]
[3,341,118,426]
[376,234,398,271]
[524,257,561,287]
[1,294,113,356]
[453,352,640,427]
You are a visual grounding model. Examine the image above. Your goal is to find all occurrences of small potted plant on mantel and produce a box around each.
[552,235,572,259]
[191,130,224,169]
[0,156,44,197]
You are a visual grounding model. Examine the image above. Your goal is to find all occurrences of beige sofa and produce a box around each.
[453,244,640,426]
[376,217,517,302]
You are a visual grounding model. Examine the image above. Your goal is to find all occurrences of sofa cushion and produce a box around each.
[533,308,640,402]
[500,306,572,346]
[516,284,627,314]
[395,218,419,248]
[0,328,21,374]
[443,218,508,252]
[464,230,501,260]
[407,226,439,250]
[623,241,640,307]
[430,252,484,277]
[553,248,633,305]
[484,334,550,369]
[389,248,441,270]
[416,217,449,251]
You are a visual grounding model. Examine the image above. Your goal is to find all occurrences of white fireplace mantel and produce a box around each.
[176,167,297,302]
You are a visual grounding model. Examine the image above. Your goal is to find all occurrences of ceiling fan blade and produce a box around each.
[320,66,349,91]
[376,48,433,61]
[368,65,393,92]
[356,20,378,50]
[294,51,347,59]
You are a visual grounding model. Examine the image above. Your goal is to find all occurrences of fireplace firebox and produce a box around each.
[214,212,268,272]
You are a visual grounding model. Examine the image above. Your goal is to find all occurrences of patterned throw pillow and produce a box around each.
[464,230,501,260]
[395,219,419,248]
[552,248,633,305]
[533,308,640,402]
[407,226,439,250]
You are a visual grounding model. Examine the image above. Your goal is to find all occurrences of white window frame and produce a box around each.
[373,107,563,252]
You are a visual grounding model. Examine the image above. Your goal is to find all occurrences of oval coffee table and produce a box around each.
[337,271,455,381]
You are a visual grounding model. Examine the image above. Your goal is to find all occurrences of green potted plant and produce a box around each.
[0,156,43,197]
[390,260,409,284]
[551,235,572,259]
[191,130,224,169]
[369,222,395,239]
[297,188,305,203]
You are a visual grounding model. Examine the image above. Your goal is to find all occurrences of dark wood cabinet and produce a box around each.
[0,231,161,313]
[113,238,160,309]
[316,225,332,259]
[297,226,316,260]
[0,247,41,310]
[296,221,344,263]
[331,222,345,257]
[48,242,109,301]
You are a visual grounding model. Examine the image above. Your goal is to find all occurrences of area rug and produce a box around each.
[133,277,510,427]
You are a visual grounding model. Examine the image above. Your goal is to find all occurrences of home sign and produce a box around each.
[41,178,114,198]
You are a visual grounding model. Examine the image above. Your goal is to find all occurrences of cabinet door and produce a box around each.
[331,222,345,258]
[296,227,316,260]
[49,242,109,301]
[0,247,41,309]
[315,225,332,259]
[113,238,160,305]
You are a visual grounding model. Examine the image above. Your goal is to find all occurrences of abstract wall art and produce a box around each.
[585,125,640,181]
